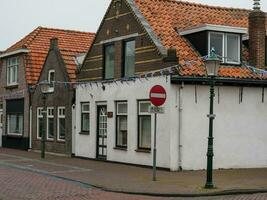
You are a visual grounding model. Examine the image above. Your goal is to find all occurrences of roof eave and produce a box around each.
[0,49,30,58]
[171,75,267,87]
[179,24,248,36]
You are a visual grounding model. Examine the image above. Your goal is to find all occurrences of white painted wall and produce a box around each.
[180,85,267,170]
[0,108,2,147]
[75,76,267,170]
[75,76,178,169]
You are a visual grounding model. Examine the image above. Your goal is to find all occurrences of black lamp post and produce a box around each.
[39,80,52,159]
[204,47,221,189]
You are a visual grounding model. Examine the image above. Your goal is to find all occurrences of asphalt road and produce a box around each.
[0,165,267,200]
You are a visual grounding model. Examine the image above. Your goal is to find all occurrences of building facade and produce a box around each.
[31,35,94,155]
[74,0,267,170]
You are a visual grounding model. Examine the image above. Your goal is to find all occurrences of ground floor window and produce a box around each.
[138,101,151,149]
[81,102,90,133]
[116,102,128,148]
[47,107,54,140]
[7,113,23,135]
[57,107,65,141]
[37,107,43,139]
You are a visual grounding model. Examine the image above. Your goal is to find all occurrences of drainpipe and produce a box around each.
[178,82,184,170]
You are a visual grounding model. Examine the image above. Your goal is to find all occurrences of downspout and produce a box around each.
[178,82,184,170]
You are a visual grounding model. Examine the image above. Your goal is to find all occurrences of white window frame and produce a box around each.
[208,32,240,65]
[48,69,55,93]
[116,102,128,148]
[7,57,19,86]
[7,113,23,136]
[138,100,151,149]
[37,107,43,140]
[81,102,90,133]
[47,107,54,140]
[57,107,66,141]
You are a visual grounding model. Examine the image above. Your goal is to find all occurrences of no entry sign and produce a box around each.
[149,85,167,106]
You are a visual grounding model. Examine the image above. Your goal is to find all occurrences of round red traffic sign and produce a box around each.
[149,85,167,106]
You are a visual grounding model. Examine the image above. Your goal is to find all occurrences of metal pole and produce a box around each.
[205,76,215,188]
[152,112,157,181]
[41,95,46,159]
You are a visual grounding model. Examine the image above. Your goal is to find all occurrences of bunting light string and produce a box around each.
[32,64,180,89]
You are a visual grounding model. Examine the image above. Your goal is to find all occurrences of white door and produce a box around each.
[0,109,3,147]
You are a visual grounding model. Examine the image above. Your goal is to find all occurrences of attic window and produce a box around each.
[208,32,240,64]
[48,69,55,92]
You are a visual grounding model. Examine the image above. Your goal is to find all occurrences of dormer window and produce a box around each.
[7,57,19,86]
[48,69,55,92]
[208,32,240,64]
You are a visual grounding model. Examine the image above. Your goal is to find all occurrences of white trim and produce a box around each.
[57,107,66,142]
[100,33,138,44]
[208,32,241,64]
[48,69,55,93]
[7,57,19,86]
[116,102,128,115]
[7,114,23,136]
[0,49,30,58]
[47,107,54,140]
[138,101,151,115]
[29,106,32,148]
[37,107,43,140]
[179,24,247,36]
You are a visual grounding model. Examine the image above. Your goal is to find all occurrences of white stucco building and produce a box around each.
[74,76,267,171]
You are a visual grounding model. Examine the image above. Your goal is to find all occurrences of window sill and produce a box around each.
[135,148,151,153]
[79,131,90,135]
[5,84,18,89]
[7,134,23,138]
[57,140,66,143]
[113,147,127,151]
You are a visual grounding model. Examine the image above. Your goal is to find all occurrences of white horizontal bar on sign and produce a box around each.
[150,93,166,98]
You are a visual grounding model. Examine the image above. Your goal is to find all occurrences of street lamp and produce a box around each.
[204,47,221,189]
[39,80,53,159]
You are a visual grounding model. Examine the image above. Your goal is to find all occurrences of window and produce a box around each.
[48,70,55,92]
[81,103,90,133]
[104,44,115,79]
[7,114,23,135]
[116,102,128,148]
[37,107,44,139]
[7,57,19,86]
[123,40,135,77]
[138,101,151,149]
[57,107,65,141]
[47,107,54,140]
[209,32,240,64]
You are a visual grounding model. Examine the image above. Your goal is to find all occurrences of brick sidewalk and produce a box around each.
[0,148,266,196]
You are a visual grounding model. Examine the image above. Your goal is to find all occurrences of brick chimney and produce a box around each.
[249,0,266,68]
[50,37,58,50]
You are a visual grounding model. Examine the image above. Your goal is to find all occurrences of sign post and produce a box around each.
[149,85,167,181]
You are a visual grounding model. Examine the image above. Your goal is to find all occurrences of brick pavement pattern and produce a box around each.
[1,166,267,200]
[0,148,267,199]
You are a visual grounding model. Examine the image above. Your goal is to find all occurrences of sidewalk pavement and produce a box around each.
[0,148,266,197]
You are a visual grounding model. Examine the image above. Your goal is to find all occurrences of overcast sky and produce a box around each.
[1,0,267,50]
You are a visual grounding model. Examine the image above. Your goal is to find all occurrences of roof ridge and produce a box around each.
[24,26,43,47]
[38,26,95,35]
[154,0,251,12]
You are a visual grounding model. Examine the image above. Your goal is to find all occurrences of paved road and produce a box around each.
[0,166,267,200]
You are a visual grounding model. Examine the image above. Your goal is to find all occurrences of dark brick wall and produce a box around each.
[31,47,73,155]
[249,10,266,68]
[77,0,178,82]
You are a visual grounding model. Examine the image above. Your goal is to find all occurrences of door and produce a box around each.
[0,108,3,147]
[96,105,107,160]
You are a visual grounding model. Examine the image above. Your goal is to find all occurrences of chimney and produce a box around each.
[50,37,58,49]
[249,0,266,68]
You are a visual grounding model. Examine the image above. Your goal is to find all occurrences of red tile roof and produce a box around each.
[133,0,267,79]
[5,27,95,84]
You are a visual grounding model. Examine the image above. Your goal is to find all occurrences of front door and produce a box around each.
[0,109,3,147]
[96,105,107,160]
